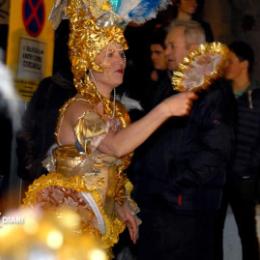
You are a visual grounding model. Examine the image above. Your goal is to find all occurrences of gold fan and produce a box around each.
[172,42,229,92]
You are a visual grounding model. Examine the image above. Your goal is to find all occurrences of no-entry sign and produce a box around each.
[7,0,54,101]
[22,0,45,37]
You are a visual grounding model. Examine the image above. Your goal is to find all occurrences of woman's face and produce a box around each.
[92,42,126,90]
[179,0,197,15]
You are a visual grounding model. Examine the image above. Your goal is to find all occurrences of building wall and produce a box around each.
[203,0,232,43]
[229,0,260,80]
[203,0,260,80]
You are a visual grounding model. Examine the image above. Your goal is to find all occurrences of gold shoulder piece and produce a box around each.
[74,111,108,153]
[55,96,94,145]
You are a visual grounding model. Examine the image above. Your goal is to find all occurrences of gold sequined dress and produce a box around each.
[23,92,139,250]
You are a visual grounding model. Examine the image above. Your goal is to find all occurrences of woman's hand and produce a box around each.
[161,91,198,117]
[115,202,139,244]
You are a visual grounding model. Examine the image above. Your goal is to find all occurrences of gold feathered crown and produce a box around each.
[66,0,127,81]
[49,0,171,88]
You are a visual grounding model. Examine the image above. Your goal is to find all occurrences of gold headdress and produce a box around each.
[50,0,171,94]
[66,1,127,80]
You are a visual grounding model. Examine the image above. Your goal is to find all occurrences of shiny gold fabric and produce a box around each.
[23,93,136,250]
[74,111,108,154]
[24,0,136,252]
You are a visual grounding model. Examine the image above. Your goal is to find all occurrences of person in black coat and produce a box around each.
[0,95,13,212]
[16,72,76,184]
[132,20,235,260]
[16,20,76,189]
[216,41,260,260]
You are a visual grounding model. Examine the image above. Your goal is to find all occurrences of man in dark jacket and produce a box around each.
[16,20,76,188]
[216,41,260,260]
[133,20,235,260]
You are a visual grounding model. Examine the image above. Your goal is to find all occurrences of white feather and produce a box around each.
[48,0,68,30]
[117,93,143,111]
[0,62,22,131]
[117,0,142,21]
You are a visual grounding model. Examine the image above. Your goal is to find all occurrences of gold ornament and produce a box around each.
[172,42,229,92]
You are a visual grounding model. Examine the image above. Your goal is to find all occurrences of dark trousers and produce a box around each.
[216,178,260,260]
[136,200,219,260]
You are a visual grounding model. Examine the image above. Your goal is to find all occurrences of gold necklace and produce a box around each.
[76,74,116,118]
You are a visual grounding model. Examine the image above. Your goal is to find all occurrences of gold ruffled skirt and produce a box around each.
[23,145,128,250]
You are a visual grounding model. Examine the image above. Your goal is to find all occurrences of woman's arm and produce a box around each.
[98,92,197,157]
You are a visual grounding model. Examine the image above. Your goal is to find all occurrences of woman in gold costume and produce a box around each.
[23,0,196,252]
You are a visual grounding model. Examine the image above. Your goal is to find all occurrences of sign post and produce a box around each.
[6,0,54,101]
[5,0,55,210]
